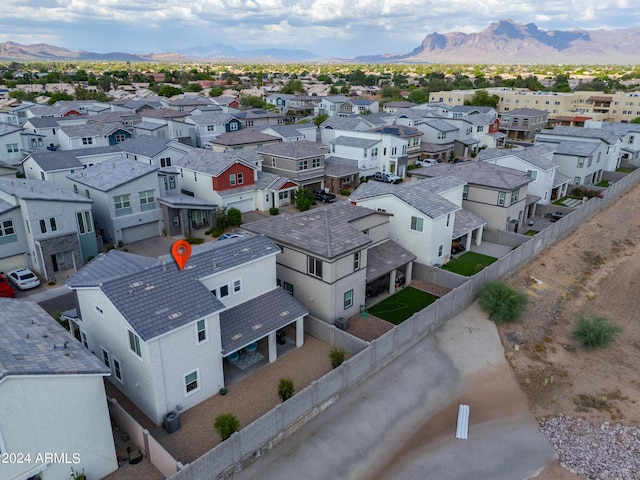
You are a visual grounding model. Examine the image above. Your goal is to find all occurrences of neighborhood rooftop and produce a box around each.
[67,157,158,191]
[0,177,94,203]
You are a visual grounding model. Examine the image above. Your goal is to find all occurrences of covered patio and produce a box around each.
[364,240,416,307]
[451,208,487,255]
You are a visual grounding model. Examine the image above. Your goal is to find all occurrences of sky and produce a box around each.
[1,0,639,59]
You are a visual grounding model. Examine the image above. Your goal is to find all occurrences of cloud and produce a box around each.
[0,0,638,57]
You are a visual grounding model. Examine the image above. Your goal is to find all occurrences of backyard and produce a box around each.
[366,286,438,325]
[443,251,497,276]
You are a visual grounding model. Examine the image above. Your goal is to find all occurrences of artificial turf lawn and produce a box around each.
[367,286,438,325]
[443,251,498,276]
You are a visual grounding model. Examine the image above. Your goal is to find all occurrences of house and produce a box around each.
[0,122,24,167]
[412,161,534,233]
[118,136,193,169]
[350,176,486,265]
[341,99,380,115]
[477,145,567,204]
[136,108,195,145]
[233,108,285,128]
[0,298,117,480]
[535,125,622,183]
[244,201,416,323]
[67,158,163,245]
[314,95,350,118]
[257,140,328,190]
[328,131,409,177]
[64,236,308,425]
[382,101,417,113]
[319,115,380,145]
[257,124,317,142]
[368,125,422,164]
[184,113,242,147]
[167,95,215,112]
[498,108,549,141]
[266,93,294,114]
[287,95,322,118]
[584,120,640,167]
[0,177,98,280]
[207,129,281,153]
[21,116,62,151]
[58,122,133,151]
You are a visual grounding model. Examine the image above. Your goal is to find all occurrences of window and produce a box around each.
[207,125,215,131]
[80,331,88,348]
[237,173,244,185]
[446,214,450,227]
[114,194,132,216]
[410,216,423,232]
[344,289,353,309]
[511,189,519,203]
[312,158,321,168]
[497,191,506,206]
[6,143,19,153]
[112,357,123,383]
[81,137,93,145]
[299,160,308,171]
[139,190,156,211]
[574,176,581,185]
[279,191,288,200]
[230,122,239,131]
[527,170,538,181]
[308,256,323,278]
[73,184,78,193]
[197,319,207,343]
[76,211,93,234]
[462,185,468,200]
[283,281,294,296]
[229,173,236,186]
[39,219,46,234]
[185,370,199,395]
[101,348,110,368]
[115,134,126,143]
[438,244,444,257]
[371,147,378,156]
[172,215,180,227]
[169,176,176,189]
[353,251,361,271]
[391,147,397,155]
[233,279,242,294]
[194,171,198,182]
[128,330,142,358]
[160,157,172,167]
[577,157,585,168]
[85,189,90,199]
[220,284,229,297]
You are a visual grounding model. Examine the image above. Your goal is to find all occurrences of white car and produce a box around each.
[7,268,41,290]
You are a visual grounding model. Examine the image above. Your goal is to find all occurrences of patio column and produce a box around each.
[465,231,473,249]
[405,262,413,284]
[475,225,484,246]
[296,317,304,347]
[268,331,277,363]
[389,269,397,294]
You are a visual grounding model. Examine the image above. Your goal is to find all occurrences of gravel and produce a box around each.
[540,414,640,480]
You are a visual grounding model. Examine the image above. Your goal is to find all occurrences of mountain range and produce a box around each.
[1,20,639,64]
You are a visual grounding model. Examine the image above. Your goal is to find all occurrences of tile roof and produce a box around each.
[244,201,376,259]
[66,250,160,288]
[59,122,130,137]
[551,141,599,156]
[0,177,94,203]
[349,177,462,219]
[24,117,60,128]
[0,298,110,379]
[368,125,421,137]
[365,240,416,282]
[219,288,308,354]
[67,157,158,191]
[538,126,620,145]
[210,130,280,146]
[425,119,459,132]
[257,140,327,158]
[477,145,557,170]
[412,161,532,190]
[26,150,84,171]
[175,149,257,177]
[330,136,380,148]
[452,209,487,238]
[159,193,217,209]
[324,156,360,177]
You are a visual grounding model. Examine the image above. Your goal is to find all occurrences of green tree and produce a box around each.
[184,83,204,92]
[227,207,242,227]
[479,281,528,324]
[329,347,346,369]
[240,95,266,109]
[281,79,304,94]
[215,206,229,230]
[630,117,640,124]
[209,86,224,97]
[464,90,500,108]
[294,187,314,212]
[47,92,74,104]
[214,413,239,441]
[313,113,329,127]
[277,378,295,402]
[157,85,184,97]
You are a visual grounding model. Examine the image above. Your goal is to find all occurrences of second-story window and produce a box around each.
[312,158,321,168]
[353,251,361,271]
[82,137,93,145]
[229,174,236,186]
[463,185,469,200]
[308,256,323,278]
[299,160,308,171]
[410,216,424,232]
[511,189,519,204]
[114,194,132,216]
[497,191,506,206]
[128,330,142,359]
[139,190,156,211]
[237,173,244,185]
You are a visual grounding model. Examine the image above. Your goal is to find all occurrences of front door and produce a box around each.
[51,254,59,272]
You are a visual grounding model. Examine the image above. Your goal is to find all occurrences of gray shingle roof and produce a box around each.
[0,198,16,214]
[210,130,280,146]
[244,201,375,259]
[66,250,160,288]
[426,119,459,132]
[25,117,60,128]
[477,145,557,170]
[453,209,487,238]
[412,161,532,190]
[159,193,217,209]
[368,125,421,138]
[257,140,327,158]
[324,157,360,177]
[175,149,257,177]
[0,177,94,203]
[551,141,599,156]
[330,136,380,148]
[67,157,158,191]
[349,178,462,219]
[26,150,84,171]
[0,299,110,379]
[365,240,416,283]
[320,115,376,130]
[257,124,309,139]
[187,113,235,126]
[503,107,548,117]
[255,171,297,191]
[59,122,130,138]
[115,136,178,157]
[0,123,22,137]
[538,126,620,145]
[220,288,308,354]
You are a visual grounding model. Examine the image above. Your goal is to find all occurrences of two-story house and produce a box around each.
[257,140,328,191]
[65,235,308,425]
[0,298,117,480]
[349,176,486,265]
[207,130,282,153]
[67,158,162,245]
[412,161,534,233]
[21,116,62,151]
[0,122,24,167]
[258,124,317,142]
[266,93,294,114]
[498,108,549,141]
[585,121,640,167]
[0,177,98,279]
[328,131,409,177]
[244,201,416,323]
[233,108,285,128]
[58,122,133,151]
[184,113,243,147]
[314,95,350,118]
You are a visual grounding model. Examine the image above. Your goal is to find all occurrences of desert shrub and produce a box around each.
[407,164,417,170]
[572,314,622,349]
[339,189,351,196]
[479,281,528,323]
[269,207,279,215]
[214,413,240,441]
[278,377,295,402]
[227,207,242,226]
[105,243,116,251]
[329,347,346,369]
[569,186,604,199]
[185,236,204,244]
[209,227,224,237]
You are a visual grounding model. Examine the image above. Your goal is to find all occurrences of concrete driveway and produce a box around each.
[233,302,556,480]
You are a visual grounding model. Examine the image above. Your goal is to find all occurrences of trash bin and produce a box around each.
[276,330,287,345]
[335,317,349,331]
[163,411,180,434]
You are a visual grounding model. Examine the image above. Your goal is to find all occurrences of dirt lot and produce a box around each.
[497,184,640,478]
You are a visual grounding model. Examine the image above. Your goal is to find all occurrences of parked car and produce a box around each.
[313,189,337,203]
[370,172,403,184]
[7,268,40,290]
[549,212,567,222]
[217,233,245,241]
[415,159,438,167]
[0,273,15,297]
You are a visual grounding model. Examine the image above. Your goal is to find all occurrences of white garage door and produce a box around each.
[226,198,254,213]
[122,222,159,244]
[0,253,26,274]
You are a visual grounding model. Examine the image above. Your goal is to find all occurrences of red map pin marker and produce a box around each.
[171,240,192,270]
